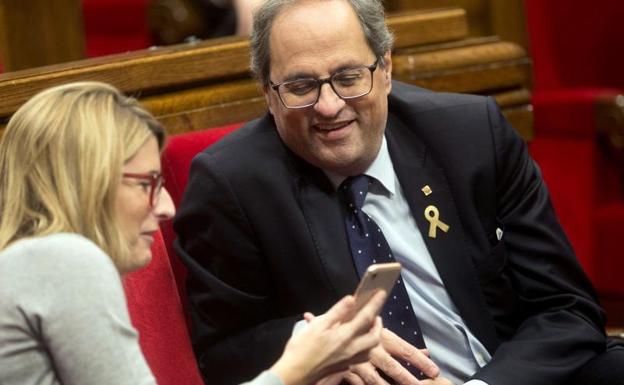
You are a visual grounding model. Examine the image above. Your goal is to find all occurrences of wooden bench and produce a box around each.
[0,7,533,140]
[2,4,622,336]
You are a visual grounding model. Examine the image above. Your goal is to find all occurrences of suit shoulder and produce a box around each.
[387,82,511,165]
[194,115,291,178]
[389,81,489,114]
[204,116,278,156]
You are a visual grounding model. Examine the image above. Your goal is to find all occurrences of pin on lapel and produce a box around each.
[424,205,449,238]
[421,185,432,196]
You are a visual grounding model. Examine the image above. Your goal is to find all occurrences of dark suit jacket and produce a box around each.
[174,82,606,385]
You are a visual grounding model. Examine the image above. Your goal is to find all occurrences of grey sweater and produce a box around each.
[0,233,155,385]
[0,233,284,385]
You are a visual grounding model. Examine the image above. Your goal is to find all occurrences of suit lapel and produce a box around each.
[290,155,360,299]
[386,113,499,352]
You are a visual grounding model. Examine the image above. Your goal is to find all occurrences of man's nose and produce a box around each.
[313,83,345,117]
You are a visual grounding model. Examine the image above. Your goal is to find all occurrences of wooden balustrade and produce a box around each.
[0,7,533,140]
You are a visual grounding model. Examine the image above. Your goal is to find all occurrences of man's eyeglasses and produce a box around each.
[122,172,164,207]
[270,59,379,109]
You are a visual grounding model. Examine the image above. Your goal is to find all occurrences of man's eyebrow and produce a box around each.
[281,71,317,82]
[333,61,367,73]
[280,60,373,82]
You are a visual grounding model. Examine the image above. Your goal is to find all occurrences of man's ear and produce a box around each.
[263,84,274,115]
[382,51,392,94]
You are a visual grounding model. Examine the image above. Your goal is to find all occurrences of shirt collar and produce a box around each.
[324,136,396,196]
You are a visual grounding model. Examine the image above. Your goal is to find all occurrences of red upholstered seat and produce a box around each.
[160,123,244,318]
[82,0,151,57]
[594,203,624,326]
[528,138,595,276]
[595,204,624,296]
[162,124,244,208]
[124,229,204,385]
[525,0,624,91]
[525,0,624,304]
[120,115,243,385]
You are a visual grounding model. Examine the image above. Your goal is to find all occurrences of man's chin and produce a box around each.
[316,158,370,177]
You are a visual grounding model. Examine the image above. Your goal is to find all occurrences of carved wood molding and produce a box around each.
[0,7,533,140]
[393,37,531,93]
[0,8,468,119]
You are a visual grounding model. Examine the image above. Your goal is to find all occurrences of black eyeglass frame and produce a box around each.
[122,172,165,207]
[269,59,380,109]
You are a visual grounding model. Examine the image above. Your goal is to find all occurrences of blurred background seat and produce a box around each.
[524,0,624,326]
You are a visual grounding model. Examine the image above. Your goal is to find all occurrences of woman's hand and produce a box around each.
[269,291,386,385]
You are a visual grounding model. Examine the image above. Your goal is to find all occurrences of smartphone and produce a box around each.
[353,262,402,312]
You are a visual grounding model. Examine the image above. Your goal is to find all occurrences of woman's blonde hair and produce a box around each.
[0,81,164,268]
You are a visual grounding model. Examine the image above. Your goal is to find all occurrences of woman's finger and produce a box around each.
[347,290,386,335]
[315,295,356,327]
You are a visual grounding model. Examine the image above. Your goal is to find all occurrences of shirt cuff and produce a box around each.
[464,380,488,385]
[292,313,327,336]
[242,370,285,385]
[292,318,307,336]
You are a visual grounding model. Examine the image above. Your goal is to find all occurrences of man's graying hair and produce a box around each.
[250,0,394,87]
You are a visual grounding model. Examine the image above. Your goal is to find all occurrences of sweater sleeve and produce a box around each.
[0,233,156,385]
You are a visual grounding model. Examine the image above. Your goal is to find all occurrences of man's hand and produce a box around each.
[421,378,456,385]
[344,328,440,385]
[315,371,348,385]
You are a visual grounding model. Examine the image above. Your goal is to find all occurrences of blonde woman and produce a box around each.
[0,82,385,385]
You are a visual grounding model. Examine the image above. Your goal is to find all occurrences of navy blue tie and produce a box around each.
[341,175,427,379]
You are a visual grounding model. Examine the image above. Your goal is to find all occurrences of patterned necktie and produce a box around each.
[341,175,427,379]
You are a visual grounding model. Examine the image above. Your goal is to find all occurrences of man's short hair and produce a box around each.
[250,0,394,87]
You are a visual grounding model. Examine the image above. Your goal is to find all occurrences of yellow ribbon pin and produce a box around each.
[424,205,450,238]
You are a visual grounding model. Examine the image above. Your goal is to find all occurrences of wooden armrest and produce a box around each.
[607,328,624,339]
[596,94,624,174]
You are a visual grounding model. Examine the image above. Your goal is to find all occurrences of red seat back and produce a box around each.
[524,0,624,301]
[525,0,624,91]
[82,0,151,57]
[124,229,204,385]
[160,123,244,319]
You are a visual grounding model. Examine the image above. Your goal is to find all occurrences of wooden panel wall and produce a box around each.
[0,0,85,71]
[0,8,532,139]
[386,0,528,49]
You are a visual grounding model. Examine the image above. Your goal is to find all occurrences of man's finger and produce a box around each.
[316,371,348,385]
[349,362,392,385]
[343,371,366,385]
[381,328,439,378]
[370,345,420,385]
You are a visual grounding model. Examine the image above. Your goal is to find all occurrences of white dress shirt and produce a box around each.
[323,137,491,385]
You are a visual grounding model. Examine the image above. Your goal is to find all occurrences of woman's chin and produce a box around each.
[120,247,153,274]
[133,249,153,270]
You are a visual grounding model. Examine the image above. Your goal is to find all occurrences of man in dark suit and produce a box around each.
[174,1,621,384]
